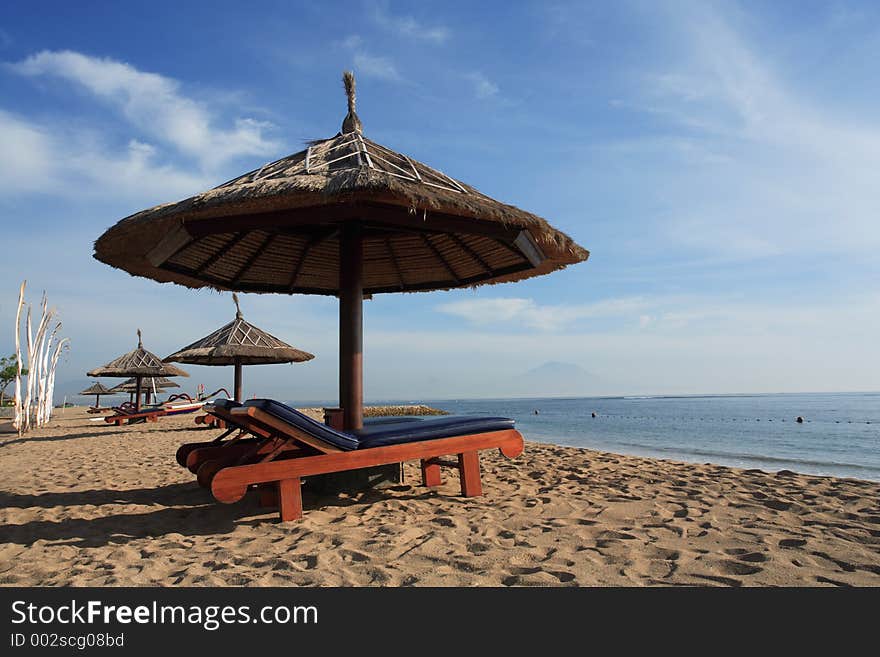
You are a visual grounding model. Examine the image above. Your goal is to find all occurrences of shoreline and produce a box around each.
[1,408,878,586]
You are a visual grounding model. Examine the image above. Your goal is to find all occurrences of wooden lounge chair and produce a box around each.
[103,404,164,425]
[176,400,272,476]
[180,401,425,484]
[103,395,206,426]
[200,399,524,522]
[194,413,226,428]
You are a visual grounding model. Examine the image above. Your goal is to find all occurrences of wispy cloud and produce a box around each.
[338,34,402,82]
[369,1,450,44]
[0,109,207,199]
[464,72,499,99]
[11,50,278,169]
[353,51,401,81]
[436,296,654,331]
[618,4,880,259]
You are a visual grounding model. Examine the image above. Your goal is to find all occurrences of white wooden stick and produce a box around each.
[13,281,25,434]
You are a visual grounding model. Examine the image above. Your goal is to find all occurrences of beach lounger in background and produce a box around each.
[195,399,523,522]
[102,402,162,425]
[104,397,206,426]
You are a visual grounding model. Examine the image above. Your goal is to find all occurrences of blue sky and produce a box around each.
[1,0,879,402]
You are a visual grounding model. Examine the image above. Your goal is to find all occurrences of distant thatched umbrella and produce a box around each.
[110,376,180,393]
[110,376,179,405]
[87,330,188,411]
[78,381,114,407]
[164,293,313,402]
[93,72,589,429]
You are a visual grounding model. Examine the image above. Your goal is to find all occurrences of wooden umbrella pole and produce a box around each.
[234,358,243,403]
[95,394,100,407]
[339,221,363,430]
[134,376,142,412]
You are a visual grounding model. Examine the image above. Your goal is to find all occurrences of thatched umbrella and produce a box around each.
[87,330,189,411]
[163,293,314,402]
[93,72,588,429]
[78,381,114,407]
[110,376,179,404]
[110,377,180,393]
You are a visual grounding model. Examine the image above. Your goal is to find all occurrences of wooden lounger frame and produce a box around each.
[194,413,227,428]
[175,404,272,478]
[205,406,524,522]
[104,409,163,425]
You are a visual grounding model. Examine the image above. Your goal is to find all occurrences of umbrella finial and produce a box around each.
[137,328,142,348]
[341,70,362,134]
[233,293,243,319]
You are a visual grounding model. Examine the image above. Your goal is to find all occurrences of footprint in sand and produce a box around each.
[719,560,763,576]
[598,530,638,541]
[763,499,793,512]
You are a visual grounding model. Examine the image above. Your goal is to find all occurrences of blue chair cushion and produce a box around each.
[245,399,360,450]
[244,399,515,451]
[352,415,515,448]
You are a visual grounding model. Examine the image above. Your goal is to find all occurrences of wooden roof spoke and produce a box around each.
[449,234,494,276]
[288,228,336,290]
[421,234,461,284]
[385,237,405,289]
[196,232,245,275]
[230,233,276,286]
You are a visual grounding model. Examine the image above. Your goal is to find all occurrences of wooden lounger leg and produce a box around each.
[420,458,443,487]
[458,451,483,497]
[258,485,278,508]
[277,478,302,522]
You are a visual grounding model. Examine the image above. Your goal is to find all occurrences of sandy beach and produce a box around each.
[1,407,878,587]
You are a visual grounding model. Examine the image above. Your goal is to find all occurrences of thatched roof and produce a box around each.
[110,377,180,393]
[78,382,114,396]
[164,294,314,366]
[92,73,588,295]
[87,330,190,378]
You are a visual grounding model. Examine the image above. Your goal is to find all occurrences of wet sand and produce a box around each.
[1,408,878,586]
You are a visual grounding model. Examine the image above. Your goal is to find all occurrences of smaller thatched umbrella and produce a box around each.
[164,294,314,402]
[110,376,179,404]
[87,330,189,411]
[79,382,114,408]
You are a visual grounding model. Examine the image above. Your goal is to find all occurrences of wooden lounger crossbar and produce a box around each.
[175,403,273,476]
[205,405,524,522]
[105,409,163,425]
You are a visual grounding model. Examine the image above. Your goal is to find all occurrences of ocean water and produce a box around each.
[415,392,880,481]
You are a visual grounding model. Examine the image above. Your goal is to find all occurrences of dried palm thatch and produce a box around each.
[93,74,588,296]
[164,294,314,366]
[79,382,114,396]
[87,330,189,378]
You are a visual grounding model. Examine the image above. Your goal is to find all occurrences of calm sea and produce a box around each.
[389,392,880,481]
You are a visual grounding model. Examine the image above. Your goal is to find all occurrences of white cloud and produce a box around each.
[353,52,401,81]
[0,110,54,193]
[623,4,880,259]
[339,35,402,82]
[369,2,450,44]
[340,34,364,50]
[11,50,278,169]
[465,72,499,99]
[0,108,210,199]
[436,296,654,331]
